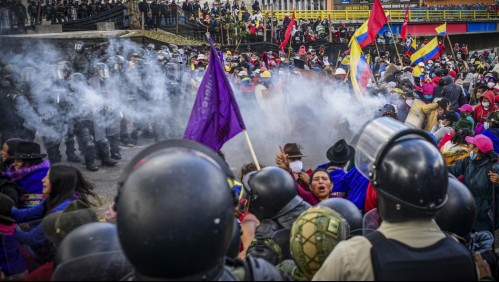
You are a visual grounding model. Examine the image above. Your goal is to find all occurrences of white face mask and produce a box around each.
[406,99,414,107]
[483,102,491,109]
[488,82,496,88]
[440,121,448,127]
[289,160,304,174]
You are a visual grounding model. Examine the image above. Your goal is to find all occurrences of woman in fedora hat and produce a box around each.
[4,141,50,209]
[5,164,100,267]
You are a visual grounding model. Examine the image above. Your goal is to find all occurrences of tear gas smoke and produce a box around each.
[0,39,387,174]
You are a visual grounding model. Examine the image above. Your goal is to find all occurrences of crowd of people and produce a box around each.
[1,27,499,279]
[0,0,125,30]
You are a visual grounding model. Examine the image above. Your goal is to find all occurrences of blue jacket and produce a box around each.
[482,129,499,155]
[0,226,27,276]
[11,199,72,246]
[334,167,369,212]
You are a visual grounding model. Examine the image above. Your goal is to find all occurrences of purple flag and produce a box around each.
[184,39,246,152]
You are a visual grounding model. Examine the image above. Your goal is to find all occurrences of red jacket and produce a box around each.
[473,91,498,124]
[364,183,377,213]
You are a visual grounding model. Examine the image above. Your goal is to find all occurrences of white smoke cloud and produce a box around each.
[1,39,387,173]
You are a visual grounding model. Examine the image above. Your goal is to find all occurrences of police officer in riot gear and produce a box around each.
[115,140,283,281]
[0,65,33,143]
[47,61,82,164]
[27,0,38,26]
[243,167,311,265]
[88,63,119,165]
[314,117,478,281]
[67,72,100,171]
[71,41,92,76]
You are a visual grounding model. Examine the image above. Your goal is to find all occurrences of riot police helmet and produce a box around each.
[147,43,155,50]
[116,140,235,280]
[435,176,476,240]
[55,222,121,266]
[318,198,363,234]
[108,55,126,71]
[56,61,72,79]
[243,167,301,221]
[353,117,448,223]
[74,41,85,53]
[93,62,109,79]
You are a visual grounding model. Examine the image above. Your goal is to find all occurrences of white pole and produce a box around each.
[243,130,261,170]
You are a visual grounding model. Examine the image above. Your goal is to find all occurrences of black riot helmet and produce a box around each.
[354,117,448,223]
[243,167,301,222]
[116,140,235,280]
[318,198,363,235]
[56,61,72,80]
[55,222,121,266]
[108,55,126,72]
[68,72,87,92]
[93,62,109,79]
[74,41,85,53]
[435,176,476,240]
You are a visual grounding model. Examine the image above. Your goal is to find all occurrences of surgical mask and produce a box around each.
[485,122,490,130]
[488,82,496,88]
[482,102,490,109]
[440,121,447,127]
[289,160,303,173]
[406,99,414,107]
[470,151,477,160]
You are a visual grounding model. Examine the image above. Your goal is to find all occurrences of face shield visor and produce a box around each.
[98,67,110,79]
[352,117,435,181]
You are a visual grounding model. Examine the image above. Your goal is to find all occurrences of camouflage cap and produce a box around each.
[290,206,349,280]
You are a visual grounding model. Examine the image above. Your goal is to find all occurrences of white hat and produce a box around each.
[238,71,248,76]
[418,62,425,67]
[197,54,206,60]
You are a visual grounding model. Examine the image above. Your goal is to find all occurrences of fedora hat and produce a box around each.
[0,193,15,224]
[326,139,355,164]
[283,143,306,158]
[13,141,47,160]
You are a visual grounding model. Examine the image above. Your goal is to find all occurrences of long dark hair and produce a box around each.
[44,164,100,214]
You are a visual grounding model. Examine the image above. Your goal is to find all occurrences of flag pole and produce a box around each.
[446,34,457,63]
[243,130,261,170]
[387,21,403,64]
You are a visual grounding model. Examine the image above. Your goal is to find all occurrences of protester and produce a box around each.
[449,134,499,232]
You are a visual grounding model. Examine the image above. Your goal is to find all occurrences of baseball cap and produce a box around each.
[438,111,459,123]
[465,134,494,153]
[458,104,473,113]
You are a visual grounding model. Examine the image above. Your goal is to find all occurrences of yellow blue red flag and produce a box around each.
[435,23,447,36]
[350,39,371,97]
[410,37,440,66]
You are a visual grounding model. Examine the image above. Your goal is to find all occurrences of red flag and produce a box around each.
[279,11,295,53]
[367,0,388,43]
[401,5,409,41]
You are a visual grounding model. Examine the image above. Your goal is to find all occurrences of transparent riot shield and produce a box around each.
[362,208,381,235]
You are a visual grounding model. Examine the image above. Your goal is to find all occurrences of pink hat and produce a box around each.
[465,135,494,153]
[458,104,473,113]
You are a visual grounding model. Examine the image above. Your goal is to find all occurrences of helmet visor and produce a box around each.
[352,117,431,179]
